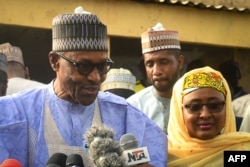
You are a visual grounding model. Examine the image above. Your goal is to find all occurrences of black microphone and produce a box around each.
[65,154,84,167]
[46,153,67,167]
[120,133,150,166]
[84,126,126,167]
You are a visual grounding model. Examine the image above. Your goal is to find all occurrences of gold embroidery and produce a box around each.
[183,72,226,96]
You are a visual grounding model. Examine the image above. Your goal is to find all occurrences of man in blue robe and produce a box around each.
[0,6,167,167]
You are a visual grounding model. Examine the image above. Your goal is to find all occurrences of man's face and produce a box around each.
[143,50,183,96]
[51,51,109,105]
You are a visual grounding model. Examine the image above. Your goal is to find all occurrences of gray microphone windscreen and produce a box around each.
[119,133,138,151]
[84,126,127,167]
[84,126,115,145]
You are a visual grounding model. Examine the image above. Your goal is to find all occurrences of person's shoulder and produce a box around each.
[16,78,45,86]
[7,77,45,94]
[98,91,127,105]
[6,85,46,101]
[26,79,45,86]
[234,93,250,103]
[127,86,153,100]
[0,86,45,116]
[233,93,250,117]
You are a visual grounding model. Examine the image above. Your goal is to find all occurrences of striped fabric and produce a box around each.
[141,23,181,54]
[101,68,136,92]
[0,43,24,65]
[52,10,108,51]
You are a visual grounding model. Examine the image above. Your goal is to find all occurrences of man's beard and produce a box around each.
[153,71,179,92]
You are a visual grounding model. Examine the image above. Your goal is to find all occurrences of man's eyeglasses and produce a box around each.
[183,102,225,114]
[55,52,113,76]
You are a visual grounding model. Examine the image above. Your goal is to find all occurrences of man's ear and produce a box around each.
[178,54,185,70]
[24,66,30,79]
[48,52,60,71]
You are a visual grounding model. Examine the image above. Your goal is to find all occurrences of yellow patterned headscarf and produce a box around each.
[167,66,250,167]
[183,72,226,96]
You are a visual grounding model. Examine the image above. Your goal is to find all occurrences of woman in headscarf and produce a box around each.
[167,66,250,167]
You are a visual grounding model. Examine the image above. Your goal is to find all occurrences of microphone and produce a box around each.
[65,154,84,167]
[46,153,67,167]
[84,126,126,167]
[119,133,150,166]
[1,159,22,167]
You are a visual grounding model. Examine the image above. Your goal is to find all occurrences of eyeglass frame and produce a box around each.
[183,102,225,114]
[53,52,114,76]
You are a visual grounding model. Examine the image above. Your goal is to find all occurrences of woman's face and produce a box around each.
[182,88,226,140]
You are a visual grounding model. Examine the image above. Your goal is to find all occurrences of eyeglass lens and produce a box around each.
[55,52,113,75]
[184,102,225,113]
[77,60,113,75]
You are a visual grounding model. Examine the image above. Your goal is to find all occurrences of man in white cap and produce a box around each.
[0,7,167,167]
[101,68,136,98]
[0,43,45,95]
[127,23,184,134]
[0,52,8,96]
